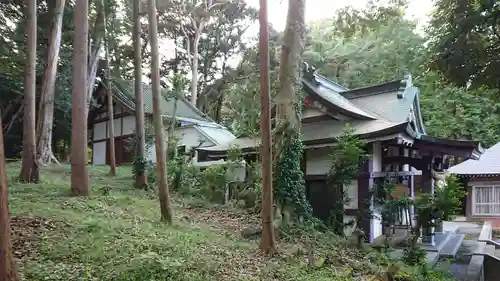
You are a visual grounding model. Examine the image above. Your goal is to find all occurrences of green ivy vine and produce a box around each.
[274,122,312,217]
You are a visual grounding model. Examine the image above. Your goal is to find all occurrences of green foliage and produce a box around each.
[132,156,156,187]
[4,163,455,280]
[402,240,428,266]
[274,124,312,217]
[434,175,466,221]
[237,160,262,210]
[201,165,228,203]
[417,72,500,147]
[426,0,500,89]
[326,125,367,235]
[304,1,424,89]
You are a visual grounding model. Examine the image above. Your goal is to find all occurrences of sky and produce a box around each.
[244,0,434,32]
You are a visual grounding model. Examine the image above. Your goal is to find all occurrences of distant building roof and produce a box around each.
[98,78,237,144]
[448,142,500,175]
[108,78,212,123]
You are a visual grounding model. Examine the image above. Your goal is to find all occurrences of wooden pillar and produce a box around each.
[420,154,435,245]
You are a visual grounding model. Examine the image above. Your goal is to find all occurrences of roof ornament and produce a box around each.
[404,74,413,88]
[397,74,413,99]
[302,62,317,83]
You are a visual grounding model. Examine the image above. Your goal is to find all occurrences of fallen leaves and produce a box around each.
[10,216,67,261]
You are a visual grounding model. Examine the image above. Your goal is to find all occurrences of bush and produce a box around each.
[201,165,227,203]
[132,157,156,186]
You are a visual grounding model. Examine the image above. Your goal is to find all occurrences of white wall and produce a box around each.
[93,142,106,165]
[306,147,332,175]
[175,126,214,149]
[92,104,132,165]
[146,126,217,164]
[371,141,383,241]
[344,215,356,237]
[91,99,220,165]
[344,180,358,209]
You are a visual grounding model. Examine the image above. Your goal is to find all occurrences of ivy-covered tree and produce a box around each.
[273,0,310,227]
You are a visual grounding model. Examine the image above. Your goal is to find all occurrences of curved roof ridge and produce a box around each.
[302,78,376,120]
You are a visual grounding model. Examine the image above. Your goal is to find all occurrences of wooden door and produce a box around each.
[306,179,332,222]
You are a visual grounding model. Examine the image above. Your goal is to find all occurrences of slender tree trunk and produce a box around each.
[3,104,23,136]
[36,0,65,166]
[273,0,305,225]
[106,92,116,176]
[258,0,277,255]
[0,116,20,281]
[86,0,105,117]
[19,0,39,183]
[71,0,90,196]
[133,0,147,188]
[167,98,178,155]
[190,40,199,106]
[103,0,116,176]
[148,0,172,223]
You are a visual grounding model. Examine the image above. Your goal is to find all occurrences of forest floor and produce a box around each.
[6,163,453,281]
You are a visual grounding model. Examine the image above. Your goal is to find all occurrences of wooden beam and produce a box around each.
[383,156,425,170]
[369,171,422,178]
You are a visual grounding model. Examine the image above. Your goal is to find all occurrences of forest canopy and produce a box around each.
[1,0,499,155]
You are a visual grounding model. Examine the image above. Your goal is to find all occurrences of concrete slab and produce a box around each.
[440,233,465,257]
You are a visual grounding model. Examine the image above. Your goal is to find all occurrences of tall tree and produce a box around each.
[71,0,90,196]
[177,0,220,106]
[148,0,173,222]
[0,114,20,281]
[86,0,106,115]
[273,0,309,225]
[303,1,422,88]
[19,0,39,183]
[258,0,276,255]
[36,0,66,166]
[133,0,148,188]
[427,0,500,89]
[104,0,116,176]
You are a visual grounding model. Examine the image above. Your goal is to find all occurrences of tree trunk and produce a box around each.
[167,98,177,156]
[103,0,116,176]
[148,0,172,223]
[258,0,277,255]
[0,116,20,281]
[133,0,147,188]
[71,0,90,196]
[36,0,65,166]
[107,90,116,176]
[86,0,105,117]
[19,0,39,183]
[190,41,199,106]
[275,0,304,128]
[272,0,305,225]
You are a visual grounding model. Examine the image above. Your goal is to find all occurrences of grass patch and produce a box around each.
[5,163,454,281]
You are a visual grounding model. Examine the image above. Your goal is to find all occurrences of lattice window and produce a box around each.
[473,185,500,216]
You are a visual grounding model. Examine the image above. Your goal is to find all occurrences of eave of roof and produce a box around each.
[198,119,408,152]
[302,79,376,120]
[448,142,500,175]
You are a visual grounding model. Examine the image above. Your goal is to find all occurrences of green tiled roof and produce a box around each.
[108,78,210,122]
[348,86,418,123]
